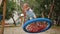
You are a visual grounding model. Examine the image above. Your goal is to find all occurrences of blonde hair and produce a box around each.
[23,3,30,12]
[23,3,29,8]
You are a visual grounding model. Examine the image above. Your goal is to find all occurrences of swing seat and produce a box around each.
[22,18,52,33]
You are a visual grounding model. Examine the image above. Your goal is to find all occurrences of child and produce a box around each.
[23,3,40,34]
[22,3,36,21]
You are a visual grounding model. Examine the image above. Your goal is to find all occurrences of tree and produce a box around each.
[23,0,60,25]
[54,0,60,26]
[0,0,17,25]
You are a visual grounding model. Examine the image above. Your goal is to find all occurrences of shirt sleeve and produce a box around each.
[29,9,35,16]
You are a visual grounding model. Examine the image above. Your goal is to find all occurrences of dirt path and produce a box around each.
[2,27,59,34]
[0,28,1,34]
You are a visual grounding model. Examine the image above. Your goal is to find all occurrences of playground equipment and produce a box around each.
[23,18,52,33]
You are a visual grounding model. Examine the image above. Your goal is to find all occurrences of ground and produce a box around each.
[0,26,60,34]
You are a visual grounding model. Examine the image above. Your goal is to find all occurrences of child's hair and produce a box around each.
[23,3,29,8]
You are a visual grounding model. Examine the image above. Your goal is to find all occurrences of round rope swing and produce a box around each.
[23,18,52,33]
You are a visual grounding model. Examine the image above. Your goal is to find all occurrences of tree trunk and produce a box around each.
[56,15,60,26]
[0,0,2,5]
[20,0,23,8]
[41,12,45,18]
[48,0,54,18]
[1,0,6,34]
[12,16,16,26]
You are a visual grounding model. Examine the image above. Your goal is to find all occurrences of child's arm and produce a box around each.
[30,9,36,18]
[34,15,36,18]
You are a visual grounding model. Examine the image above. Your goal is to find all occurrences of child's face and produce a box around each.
[23,5,29,12]
[23,5,28,9]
